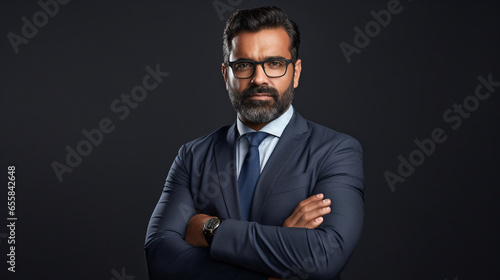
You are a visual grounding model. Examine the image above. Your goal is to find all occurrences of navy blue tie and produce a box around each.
[238,132,269,220]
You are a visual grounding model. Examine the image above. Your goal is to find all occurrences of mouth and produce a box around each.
[247,93,273,100]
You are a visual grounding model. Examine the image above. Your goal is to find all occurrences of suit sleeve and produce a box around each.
[144,145,267,280]
[210,137,365,280]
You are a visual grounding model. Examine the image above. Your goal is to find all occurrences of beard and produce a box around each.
[228,80,294,124]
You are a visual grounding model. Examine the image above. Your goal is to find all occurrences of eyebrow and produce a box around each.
[232,56,289,62]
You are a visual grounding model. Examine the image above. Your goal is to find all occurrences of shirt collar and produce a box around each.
[236,105,294,138]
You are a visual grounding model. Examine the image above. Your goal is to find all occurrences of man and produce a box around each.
[145,6,364,280]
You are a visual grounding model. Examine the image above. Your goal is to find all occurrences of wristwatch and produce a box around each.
[203,217,223,246]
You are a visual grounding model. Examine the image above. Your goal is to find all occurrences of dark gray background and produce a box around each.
[1,0,499,279]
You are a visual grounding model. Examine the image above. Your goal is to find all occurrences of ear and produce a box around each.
[222,63,229,90]
[293,59,302,88]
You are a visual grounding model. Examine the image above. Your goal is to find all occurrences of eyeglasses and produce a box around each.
[228,58,293,79]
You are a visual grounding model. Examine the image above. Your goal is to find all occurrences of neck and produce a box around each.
[242,121,270,131]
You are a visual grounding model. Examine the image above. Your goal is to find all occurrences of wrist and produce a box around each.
[202,217,223,246]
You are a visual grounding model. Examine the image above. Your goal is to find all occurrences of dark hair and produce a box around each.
[222,6,300,64]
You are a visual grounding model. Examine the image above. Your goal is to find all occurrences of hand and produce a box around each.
[282,193,331,229]
[185,213,212,247]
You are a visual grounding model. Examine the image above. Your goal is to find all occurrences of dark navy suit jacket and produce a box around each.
[145,111,364,280]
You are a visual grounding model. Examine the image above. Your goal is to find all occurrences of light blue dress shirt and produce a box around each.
[235,105,294,178]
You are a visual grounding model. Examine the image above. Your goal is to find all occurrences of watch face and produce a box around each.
[204,218,220,231]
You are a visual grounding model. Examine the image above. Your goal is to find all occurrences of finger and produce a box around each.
[286,198,330,227]
[291,198,331,223]
[285,199,331,228]
[296,206,331,228]
[303,216,325,229]
[291,193,324,214]
[287,193,325,222]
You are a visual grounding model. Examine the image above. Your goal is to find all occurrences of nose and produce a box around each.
[251,64,269,86]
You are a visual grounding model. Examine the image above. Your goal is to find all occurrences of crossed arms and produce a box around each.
[185,194,333,280]
[145,136,364,280]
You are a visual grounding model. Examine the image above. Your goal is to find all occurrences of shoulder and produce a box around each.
[300,117,364,184]
[178,125,233,154]
[300,115,362,153]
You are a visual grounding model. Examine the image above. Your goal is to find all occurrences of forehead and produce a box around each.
[229,28,291,60]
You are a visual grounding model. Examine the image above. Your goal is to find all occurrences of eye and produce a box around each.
[234,62,253,70]
[266,60,286,68]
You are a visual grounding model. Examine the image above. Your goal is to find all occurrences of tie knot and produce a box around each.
[245,132,268,147]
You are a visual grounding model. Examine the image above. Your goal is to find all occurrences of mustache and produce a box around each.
[241,86,279,99]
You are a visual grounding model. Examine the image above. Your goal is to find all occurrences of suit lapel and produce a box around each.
[249,111,310,221]
[213,123,244,220]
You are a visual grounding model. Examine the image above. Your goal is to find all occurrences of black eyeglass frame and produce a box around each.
[227,58,294,79]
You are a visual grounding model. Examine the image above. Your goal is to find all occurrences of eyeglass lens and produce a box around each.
[232,60,288,78]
